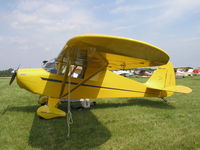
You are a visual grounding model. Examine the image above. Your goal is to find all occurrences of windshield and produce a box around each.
[42,59,58,74]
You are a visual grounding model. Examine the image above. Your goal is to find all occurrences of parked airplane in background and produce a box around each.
[9,34,192,119]
[193,69,200,76]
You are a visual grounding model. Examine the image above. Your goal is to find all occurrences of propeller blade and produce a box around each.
[9,65,20,85]
[9,71,17,85]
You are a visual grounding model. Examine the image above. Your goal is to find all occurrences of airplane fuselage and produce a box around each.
[16,68,172,99]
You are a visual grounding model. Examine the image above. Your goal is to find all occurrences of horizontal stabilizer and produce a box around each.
[146,85,192,94]
[164,85,192,93]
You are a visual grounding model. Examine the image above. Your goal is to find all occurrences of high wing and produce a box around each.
[56,34,169,70]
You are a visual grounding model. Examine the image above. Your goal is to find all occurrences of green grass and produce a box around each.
[0,76,200,150]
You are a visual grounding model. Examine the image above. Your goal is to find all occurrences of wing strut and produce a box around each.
[61,52,108,98]
[59,50,108,137]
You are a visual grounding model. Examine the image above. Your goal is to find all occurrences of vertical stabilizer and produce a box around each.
[145,61,175,90]
[145,61,192,94]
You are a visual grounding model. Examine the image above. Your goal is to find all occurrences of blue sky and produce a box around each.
[0,0,200,69]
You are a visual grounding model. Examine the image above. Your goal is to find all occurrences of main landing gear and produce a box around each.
[37,96,96,119]
[37,96,66,119]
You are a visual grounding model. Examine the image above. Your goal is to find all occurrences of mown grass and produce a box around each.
[0,76,200,150]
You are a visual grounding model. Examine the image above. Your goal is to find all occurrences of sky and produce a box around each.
[0,0,200,69]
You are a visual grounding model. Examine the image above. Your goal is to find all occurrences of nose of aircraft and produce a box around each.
[16,69,27,89]
[11,68,54,96]
[14,68,49,93]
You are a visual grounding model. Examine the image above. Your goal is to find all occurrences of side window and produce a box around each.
[71,65,85,78]
[60,64,86,79]
[56,49,87,77]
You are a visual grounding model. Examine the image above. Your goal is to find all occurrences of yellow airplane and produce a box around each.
[9,34,192,119]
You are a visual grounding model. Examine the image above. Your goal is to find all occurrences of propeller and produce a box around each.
[9,65,20,85]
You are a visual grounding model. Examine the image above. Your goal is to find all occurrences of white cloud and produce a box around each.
[110,0,200,27]
[16,0,43,12]
[115,0,126,5]
[0,0,106,69]
[15,0,69,13]
[179,36,200,42]
[36,3,70,14]
[0,36,28,45]
[149,0,200,25]
[17,45,32,51]
[110,3,164,14]
[8,0,100,33]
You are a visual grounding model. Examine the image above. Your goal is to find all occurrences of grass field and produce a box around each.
[0,76,200,150]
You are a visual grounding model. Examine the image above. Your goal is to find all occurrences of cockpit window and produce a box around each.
[61,64,85,78]
[42,59,86,78]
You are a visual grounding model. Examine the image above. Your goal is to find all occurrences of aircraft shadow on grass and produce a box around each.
[4,98,174,150]
[4,105,111,150]
[29,111,111,150]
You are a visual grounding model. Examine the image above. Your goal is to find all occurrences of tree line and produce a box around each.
[0,68,14,77]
